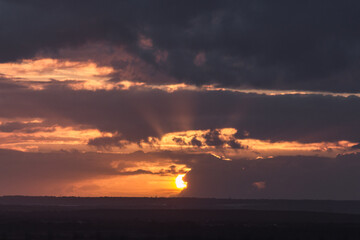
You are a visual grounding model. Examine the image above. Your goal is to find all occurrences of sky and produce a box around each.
[1,0,360,199]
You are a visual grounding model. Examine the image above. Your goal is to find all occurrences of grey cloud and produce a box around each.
[190,137,202,147]
[227,139,243,149]
[181,153,360,200]
[203,129,223,147]
[351,144,360,149]
[118,165,187,176]
[0,76,25,90]
[117,169,154,176]
[88,134,126,149]
[138,1,360,92]
[0,121,56,133]
[172,137,187,146]
[203,129,245,149]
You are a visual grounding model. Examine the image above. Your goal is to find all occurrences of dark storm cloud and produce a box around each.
[181,153,360,200]
[2,0,360,91]
[227,139,243,149]
[203,130,223,147]
[150,1,360,92]
[118,165,187,176]
[88,134,126,149]
[0,0,137,62]
[1,85,360,143]
[203,129,245,149]
[190,137,203,147]
[0,0,220,61]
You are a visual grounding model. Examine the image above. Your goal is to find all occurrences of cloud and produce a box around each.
[203,129,245,149]
[0,121,55,133]
[181,153,360,200]
[0,149,193,195]
[1,85,360,143]
[0,76,25,89]
[252,181,266,190]
[0,149,118,195]
[88,133,126,149]
[190,137,202,147]
[1,1,360,91]
[1,147,360,199]
[351,144,360,149]
[193,52,206,67]
[118,165,186,176]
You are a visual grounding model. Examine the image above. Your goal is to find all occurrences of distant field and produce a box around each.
[0,197,359,239]
[1,196,360,214]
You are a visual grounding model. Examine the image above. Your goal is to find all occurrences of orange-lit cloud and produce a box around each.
[2,55,360,99]
[252,181,266,190]
[1,116,358,160]
[0,118,113,152]
[86,128,359,160]
[0,58,114,90]
[136,129,358,158]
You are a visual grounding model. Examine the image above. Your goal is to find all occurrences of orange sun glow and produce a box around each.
[175,174,187,189]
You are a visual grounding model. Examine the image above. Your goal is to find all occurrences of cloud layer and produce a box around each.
[1,84,360,143]
[2,148,360,199]
[0,149,190,196]
[182,153,360,200]
[2,0,360,91]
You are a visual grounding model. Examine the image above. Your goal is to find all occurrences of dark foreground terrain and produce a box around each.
[0,197,360,239]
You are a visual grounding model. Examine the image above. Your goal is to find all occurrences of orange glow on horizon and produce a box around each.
[67,174,184,197]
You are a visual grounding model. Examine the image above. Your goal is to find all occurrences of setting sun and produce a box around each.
[175,174,187,189]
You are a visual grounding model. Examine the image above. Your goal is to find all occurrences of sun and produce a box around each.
[175,174,187,189]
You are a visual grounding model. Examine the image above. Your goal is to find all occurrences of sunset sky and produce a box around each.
[1,0,360,199]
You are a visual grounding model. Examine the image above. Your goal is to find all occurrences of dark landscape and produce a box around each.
[0,197,359,239]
